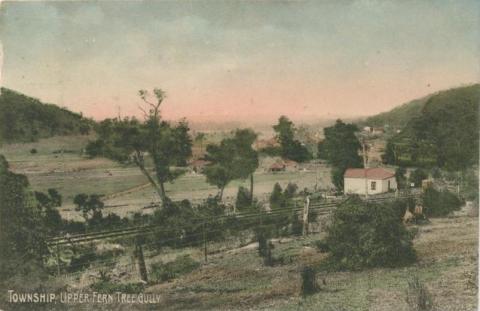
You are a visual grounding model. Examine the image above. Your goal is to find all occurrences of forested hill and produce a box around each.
[363,95,431,129]
[0,88,93,143]
[383,84,480,169]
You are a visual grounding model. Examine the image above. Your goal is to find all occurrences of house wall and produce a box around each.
[344,177,397,195]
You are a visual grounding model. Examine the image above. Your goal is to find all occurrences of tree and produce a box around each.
[84,89,192,205]
[319,119,363,191]
[422,187,463,217]
[382,85,479,169]
[0,155,48,279]
[325,196,416,270]
[74,193,104,222]
[34,189,63,234]
[269,183,284,210]
[204,129,258,202]
[395,166,407,190]
[194,132,206,154]
[235,186,252,212]
[273,116,311,162]
[409,168,428,188]
[233,129,259,204]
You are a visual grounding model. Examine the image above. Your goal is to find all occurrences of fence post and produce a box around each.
[203,222,207,263]
[135,240,148,282]
[303,195,310,236]
[56,242,61,276]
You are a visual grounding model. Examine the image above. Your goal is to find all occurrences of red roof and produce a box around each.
[344,168,395,180]
[270,162,285,169]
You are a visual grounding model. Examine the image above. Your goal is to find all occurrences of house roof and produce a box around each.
[344,168,395,180]
[270,162,286,169]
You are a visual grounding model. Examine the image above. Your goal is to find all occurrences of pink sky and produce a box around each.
[1,1,478,122]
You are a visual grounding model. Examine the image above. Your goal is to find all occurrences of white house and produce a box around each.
[344,168,397,195]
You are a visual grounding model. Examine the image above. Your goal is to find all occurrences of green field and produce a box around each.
[0,136,333,220]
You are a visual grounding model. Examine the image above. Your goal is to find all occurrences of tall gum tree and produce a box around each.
[86,89,192,206]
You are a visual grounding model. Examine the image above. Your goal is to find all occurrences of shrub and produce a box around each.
[256,228,269,257]
[68,251,97,272]
[62,220,86,234]
[409,168,428,188]
[150,255,200,283]
[395,166,407,189]
[30,148,37,154]
[313,240,330,253]
[284,183,298,199]
[263,241,274,266]
[235,186,251,211]
[324,196,416,270]
[269,183,284,210]
[405,276,433,311]
[423,187,463,217]
[300,266,318,297]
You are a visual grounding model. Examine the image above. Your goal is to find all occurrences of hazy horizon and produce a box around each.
[0,1,479,122]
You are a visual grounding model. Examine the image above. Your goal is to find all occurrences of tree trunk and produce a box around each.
[250,173,254,205]
[135,242,148,282]
[134,159,164,205]
[218,186,225,201]
[159,181,167,205]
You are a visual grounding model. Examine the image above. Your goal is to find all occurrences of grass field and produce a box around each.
[56,210,477,310]
[136,213,477,311]
[0,136,333,220]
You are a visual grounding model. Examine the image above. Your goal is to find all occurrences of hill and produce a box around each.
[0,88,93,143]
[383,84,480,169]
[363,95,431,129]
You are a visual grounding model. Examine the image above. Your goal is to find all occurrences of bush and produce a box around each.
[423,187,463,217]
[68,251,97,272]
[300,266,318,297]
[405,276,433,311]
[313,240,330,253]
[30,148,37,154]
[269,183,283,210]
[324,196,416,270]
[150,255,200,283]
[235,186,251,211]
[409,168,428,188]
[62,220,86,234]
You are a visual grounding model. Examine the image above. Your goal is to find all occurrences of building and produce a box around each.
[269,161,286,172]
[344,168,397,195]
[190,159,211,173]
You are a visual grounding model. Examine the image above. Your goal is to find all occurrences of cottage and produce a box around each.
[190,159,211,173]
[269,162,286,172]
[344,168,397,195]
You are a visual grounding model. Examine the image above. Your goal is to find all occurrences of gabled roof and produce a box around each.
[344,168,395,180]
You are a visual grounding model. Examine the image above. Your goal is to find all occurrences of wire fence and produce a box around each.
[48,192,421,281]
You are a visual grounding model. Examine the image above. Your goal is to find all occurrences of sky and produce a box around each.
[0,0,479,123]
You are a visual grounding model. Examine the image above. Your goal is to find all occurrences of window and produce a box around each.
[371,181,376,190]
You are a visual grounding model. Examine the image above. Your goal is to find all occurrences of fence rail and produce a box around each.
[47,192,420,246]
